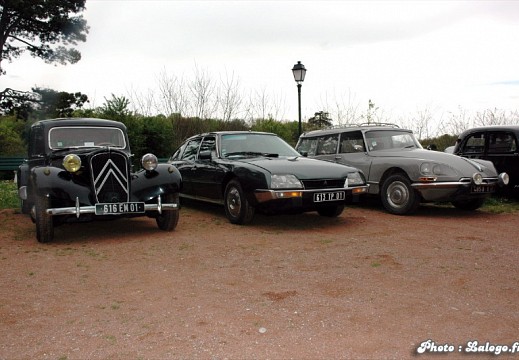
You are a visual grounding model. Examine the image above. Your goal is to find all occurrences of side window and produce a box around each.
[181,138,202,161]
[29,126,45,156]
[339,131,365,153]
[199,136,216,157]
[316,134,339,155]
[488,132,517,154]
[462,133,485,154]
[170,143,187,161]
[297,138,318,156]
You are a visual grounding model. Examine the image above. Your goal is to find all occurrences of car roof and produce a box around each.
[458,125,519,137]
[300,123,411,137]
[32,118,126,130]
[185,130,277,140]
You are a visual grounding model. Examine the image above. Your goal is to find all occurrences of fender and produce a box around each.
[31,166,93,205]
[131,164,182,202]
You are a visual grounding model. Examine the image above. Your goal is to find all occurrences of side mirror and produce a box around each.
[299,151,308,157]
[199,150,212,160]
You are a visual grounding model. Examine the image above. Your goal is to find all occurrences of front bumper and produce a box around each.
[411,173,508,202]
[254,185,369,203]
[45,196,178,218]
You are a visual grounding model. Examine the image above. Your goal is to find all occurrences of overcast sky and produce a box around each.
[3,0,519,125]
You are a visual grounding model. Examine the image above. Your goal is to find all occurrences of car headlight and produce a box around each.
[346,172,364,186]
[472,173,483,185]
[271,174,303,189]
[63,154,81,173]
[141,153,158,171]
[420,162,456,176]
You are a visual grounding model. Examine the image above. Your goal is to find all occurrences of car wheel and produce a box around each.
[317,204,345,217]
[224,179,255,224]
[451,198,485,211]
[381,174,420,215]
[156,193,179,231]
[35,194,53,243]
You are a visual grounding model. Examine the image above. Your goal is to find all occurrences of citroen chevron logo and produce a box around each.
[93,157,129,199]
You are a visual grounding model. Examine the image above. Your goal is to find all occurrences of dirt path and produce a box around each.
[1,201,518,359]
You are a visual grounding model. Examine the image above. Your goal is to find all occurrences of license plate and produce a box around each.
[95,202,145,215]
[314,191,345,202]
[471,185,493,193]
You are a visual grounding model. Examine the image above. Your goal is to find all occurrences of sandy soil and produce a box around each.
[1,200,518,359]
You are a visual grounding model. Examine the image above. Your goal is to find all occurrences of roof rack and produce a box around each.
[325,122,400,130]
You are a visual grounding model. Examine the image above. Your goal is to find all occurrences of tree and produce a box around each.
[32,87,88,118]
[308,111,333,129]
[0,0,89,75]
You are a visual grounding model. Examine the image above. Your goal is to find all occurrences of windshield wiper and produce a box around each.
[226,151,279,158]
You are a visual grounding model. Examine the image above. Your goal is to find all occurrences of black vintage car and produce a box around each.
[453,125,519,197]
[17,118,182,243]
[168,131,369,224]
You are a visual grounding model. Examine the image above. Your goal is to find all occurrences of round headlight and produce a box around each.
[420,163,432,175]
[141,153,158,171]
[472,173,483,185]
[63,154,81,173]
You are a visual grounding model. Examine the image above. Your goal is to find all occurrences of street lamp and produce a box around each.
[292,61,307,136]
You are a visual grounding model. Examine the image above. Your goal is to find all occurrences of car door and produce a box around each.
[170,137,202,196]
[457,131,486,160]
[485,131,519,188]
[334,131,373,181]
[191,135,223,201]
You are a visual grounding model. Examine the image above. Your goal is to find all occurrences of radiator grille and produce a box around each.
[302,179,345,190]
[90,151,130,203]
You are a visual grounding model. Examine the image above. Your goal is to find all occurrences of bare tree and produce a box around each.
[318,90,360,126]
[217,70,243,121]
[125,85,157,117]
[189,63,217,119]
[156,68,189,116]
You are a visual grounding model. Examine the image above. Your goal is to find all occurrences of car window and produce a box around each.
[49,127,126,149]
[297,137,319,156]
[181,138,202,161]
[221,133,300,158]
[315,134,339,155]
[488,132,517,154]
[365,130,420,151]
[462,133,485,154]
[339,131,365,153]
[199,136,216,157]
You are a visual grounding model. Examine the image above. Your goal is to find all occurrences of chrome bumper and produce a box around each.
[254,185,369,203]
[46,196,178,218]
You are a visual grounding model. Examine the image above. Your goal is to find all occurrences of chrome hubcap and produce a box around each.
[386,181,409,209]
[227,187,241,217]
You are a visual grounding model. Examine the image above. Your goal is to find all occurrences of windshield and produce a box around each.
[220,133,300,158]
[364,130,422,151]
[49,127,126,149]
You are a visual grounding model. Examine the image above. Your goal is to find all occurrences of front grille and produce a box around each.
[90,151,130,203]
[302,179,345,190]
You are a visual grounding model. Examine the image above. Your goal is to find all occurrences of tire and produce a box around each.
[224,179,255,224]
[381,174,420,215]
[156,193,179,231]
[451,198,485,211]
[35,194,53,243]
[317,204,345,217]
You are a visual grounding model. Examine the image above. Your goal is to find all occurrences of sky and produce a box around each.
[2,0,519,128]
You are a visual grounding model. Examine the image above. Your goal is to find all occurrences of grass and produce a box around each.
[0,180,19,210]
[481,196,519,214]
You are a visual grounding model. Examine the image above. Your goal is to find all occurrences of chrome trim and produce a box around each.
[45,196,178,216]
[18,186,27,200]
[254,185,369,203]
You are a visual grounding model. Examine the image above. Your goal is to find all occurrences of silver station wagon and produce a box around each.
[296,123,509,215]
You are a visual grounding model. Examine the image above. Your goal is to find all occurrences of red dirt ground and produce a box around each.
[1,200,518,359]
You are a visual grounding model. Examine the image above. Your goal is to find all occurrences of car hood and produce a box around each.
[371,148,498,175]
[239,156,362,179]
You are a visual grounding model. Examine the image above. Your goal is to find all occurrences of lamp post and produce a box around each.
[292,61,307,136]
